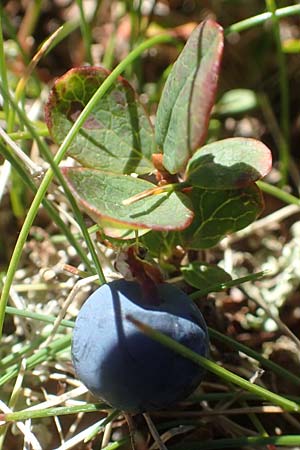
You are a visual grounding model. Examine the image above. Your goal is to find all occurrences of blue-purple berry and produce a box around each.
[72,279,209,412]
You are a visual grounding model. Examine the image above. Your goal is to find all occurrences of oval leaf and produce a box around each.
[186,137,272,189]
[45,66,156,174]
[214,89,258,116]
[63,168,194,232]
[155,20,224,174]
[181,262,232,291]
[182,184,263,249]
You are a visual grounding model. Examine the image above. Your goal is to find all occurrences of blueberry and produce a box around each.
[72,279,209,413]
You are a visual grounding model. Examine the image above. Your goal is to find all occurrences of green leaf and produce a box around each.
[155,20,224,174]
[181,262,232,290]
[63,168,194,234]
[189,271,267,298]
[182,184,263,249]
[45,66,156,174]
[141,231,183,269]
[186,137,272,190]
[214,89,258,116]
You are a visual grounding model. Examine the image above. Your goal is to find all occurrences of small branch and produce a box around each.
[124,413,138,450]
[143,413,168,450]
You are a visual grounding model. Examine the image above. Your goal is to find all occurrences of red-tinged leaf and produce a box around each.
[186,138,272,189]
[63,167,194,233]
[45,66,156,175]
[155,20,224,174]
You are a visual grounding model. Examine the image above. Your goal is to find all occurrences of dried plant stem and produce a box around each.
[0,400,42,450]
[40,274,99,348]
[143,413,168,450]
[0,125,41,175]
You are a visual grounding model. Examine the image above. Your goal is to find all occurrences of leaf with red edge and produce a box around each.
[63,167,194,234]
[155,20,224,174]
[186,138,272,189]
[45,66,156,175]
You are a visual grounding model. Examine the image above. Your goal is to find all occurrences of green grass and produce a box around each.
[1,2,300,449]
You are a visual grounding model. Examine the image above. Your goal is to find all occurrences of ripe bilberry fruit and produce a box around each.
[72,279,209,412]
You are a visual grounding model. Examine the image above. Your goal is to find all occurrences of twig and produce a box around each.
[124,413,138,450]
[143,413,168,450]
